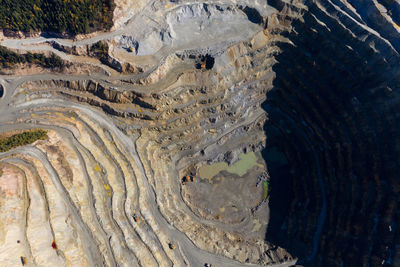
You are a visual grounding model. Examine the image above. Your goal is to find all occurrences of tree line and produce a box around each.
[0,0,115,35]
[0,129,47,152]
[0,45,64,69]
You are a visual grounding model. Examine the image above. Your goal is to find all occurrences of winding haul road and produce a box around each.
[0,71,296,266]
[0,0,301,265]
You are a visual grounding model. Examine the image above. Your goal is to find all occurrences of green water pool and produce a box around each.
[198,152,261,180]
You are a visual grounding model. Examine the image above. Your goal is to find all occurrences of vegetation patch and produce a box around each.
[0,46,64,69]
[0,0,115,35]
[0,129,47,152]
[263,181,269,199]
[68,111,78,119]
[89,40,123,71]
[89,41,109,63]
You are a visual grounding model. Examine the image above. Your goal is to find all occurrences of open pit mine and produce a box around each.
[0,0,399,266]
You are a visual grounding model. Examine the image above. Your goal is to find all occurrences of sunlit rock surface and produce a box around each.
[0,0,399,266]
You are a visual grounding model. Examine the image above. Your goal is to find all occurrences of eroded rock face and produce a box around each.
[263,1,400,266]
[0,0,399,266]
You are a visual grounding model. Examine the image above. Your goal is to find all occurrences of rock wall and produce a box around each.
[0,0,399,266]
[264,0,400,266]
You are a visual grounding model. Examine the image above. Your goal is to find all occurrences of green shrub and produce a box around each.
[0,129,47,152]
[0,46,64,69]
[90,41,109,62]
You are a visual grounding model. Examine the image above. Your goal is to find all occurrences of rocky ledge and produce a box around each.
[0,0,399,266]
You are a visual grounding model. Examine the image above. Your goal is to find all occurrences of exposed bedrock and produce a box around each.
[0,0,399,266]
[263,0,400,266]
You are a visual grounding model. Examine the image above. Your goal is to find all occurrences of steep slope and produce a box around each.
[0,0,399,266]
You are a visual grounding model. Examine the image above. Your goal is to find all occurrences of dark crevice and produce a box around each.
[238,6,263,24]
[195,54,215,70]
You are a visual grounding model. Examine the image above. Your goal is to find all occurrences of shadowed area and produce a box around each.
[263,1,400,265]
[0,0,399,266]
